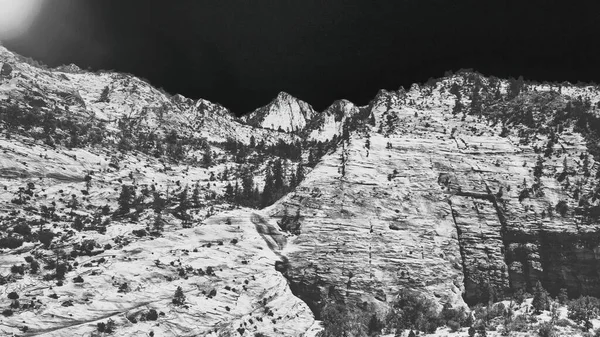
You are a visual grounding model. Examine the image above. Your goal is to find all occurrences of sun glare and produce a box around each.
[0,0,45,40]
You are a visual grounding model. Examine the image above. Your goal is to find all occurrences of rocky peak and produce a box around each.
[243,91,316,133]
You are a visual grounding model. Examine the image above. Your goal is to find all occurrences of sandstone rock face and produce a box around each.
[268,76,600,310]
[242,91,316,132]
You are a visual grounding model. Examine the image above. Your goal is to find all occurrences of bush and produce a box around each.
[146,309,158,321]
[448,319,461,332]
[38,230,55,247]
[132,229,147,237]
[73,275,84,283]
[386,290,441,334]
[568,296,600,331]
[10,264,25,275]
[97,319,116,334]
[7,292,19,300]
[538,322,556,337]
[2,309,13,317]
[367,314,384,335]
[319,301,368,337]
[0,236,24,249]
[13,223,31,237]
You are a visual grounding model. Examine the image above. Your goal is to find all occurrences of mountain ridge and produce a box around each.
[3,44,600,336]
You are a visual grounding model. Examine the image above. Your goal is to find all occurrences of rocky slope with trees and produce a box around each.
[2,44,600,336]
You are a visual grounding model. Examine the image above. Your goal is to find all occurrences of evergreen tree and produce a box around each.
[202,150,212,167]
[308,150,315,167]
[117,185,135,216]
[262,167,274,207]
[222,166,229,181]
[177,186,191,217]
[191,182,201,208]
[97,86,110,103]
[296,163,305,185]
[558,288,569,304]
[249,135,256,148]
[507,76,525,99]
[153,213,164,232]
[224,182,234,201]
[152,192,166,214]
[532,281,550,313]
[452,98,463,114]
[470,82,483,115]
[241,167,255,201]
[172,286,185,306]
[272,159,284,191]
[534,156,544,178]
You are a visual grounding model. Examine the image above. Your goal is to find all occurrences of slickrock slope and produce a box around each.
[0,210,316,336]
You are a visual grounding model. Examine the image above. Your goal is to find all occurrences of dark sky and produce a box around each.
[3,0,600,115]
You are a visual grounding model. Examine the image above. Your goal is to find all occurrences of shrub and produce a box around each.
[386,290,441,334]
[448,319,461,332]
[55,263,68,280]
[468,326,476,337]
[7,292,19,300]
[319,301,368,337]
[132,229,147,237]
[367,314,384,335]
[97,319,116,334]
[38,230,55,247]
[538,322,556,337]
[10,264,25,275]
[0,236,24,249]
[2,309,13,317]
[146,309,158,321]
[30,260,40,274]
[568,296,600,331]
[13,223,31,236]
[73,275,84,283]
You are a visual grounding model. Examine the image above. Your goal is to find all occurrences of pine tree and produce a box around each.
[117,185,134,216]
[249,135,256,148]
[153,213,164,232]
[97,86,110,103]
[272,159,284,191]
[224,182,234,201]
[470,82,483,115]
[262,168,274,207]
[192,182,201,208]
[534,156,544,178]
[308,150,315,167]
[532,281,550,313]
[296,163,305,185]
[177,186,191,217]
[241,167,254,202]
[202,150,212,167]
[558,288,569,304]
[172,286,185,306]
[222,166,229,181]
[152,192,166,214]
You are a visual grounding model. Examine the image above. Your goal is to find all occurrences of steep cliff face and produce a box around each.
[267,75,600,311]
